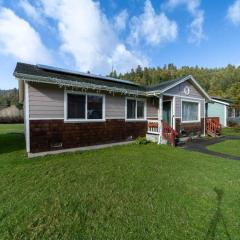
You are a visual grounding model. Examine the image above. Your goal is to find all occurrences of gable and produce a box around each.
[165,80,205,99]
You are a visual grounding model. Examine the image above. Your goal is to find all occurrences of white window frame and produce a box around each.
[181,99,201,123]
[125,97,147,121]
[64,90,105,122]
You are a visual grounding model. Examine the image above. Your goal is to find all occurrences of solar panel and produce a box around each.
[37,64,139,86]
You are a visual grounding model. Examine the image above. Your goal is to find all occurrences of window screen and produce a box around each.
[67,94,85,119]
[87,95,103,119]
[127,99,136,119]
[182,101,199,121]
[137,100,144,118]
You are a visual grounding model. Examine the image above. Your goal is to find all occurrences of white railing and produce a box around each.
[147,120,160,134]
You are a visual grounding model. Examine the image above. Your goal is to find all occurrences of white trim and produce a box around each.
[25,81,30,153]
[161,93,204,101]
[181,99,201,123]
[212,99,230,106]
[30,117,126,121]
[64,90,106,123]
[172,96,176,130]
[146,75,211,101]
[224,105,227,127]
[203,99,206,136]
[158,95,163,144]
[105,117,125,120]
[184,86,190,95]
[125,97,147,121]
[64,119,106,123]
[30,117,64,120]
[163,75,211,100]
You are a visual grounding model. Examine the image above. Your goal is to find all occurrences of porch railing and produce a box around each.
[147,120,160,134]
[206,118,221,137]
[161,120,178,146]
[147,120,178,146]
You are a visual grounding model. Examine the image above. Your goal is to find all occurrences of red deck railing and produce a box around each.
[206,118,221,137]
[161,120,178,146]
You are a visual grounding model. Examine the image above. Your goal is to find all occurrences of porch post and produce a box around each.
[158,94,163,144]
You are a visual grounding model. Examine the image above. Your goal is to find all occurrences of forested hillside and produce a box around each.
[109,64,240,103]
[1,64,240,106]
[0,89,18,108]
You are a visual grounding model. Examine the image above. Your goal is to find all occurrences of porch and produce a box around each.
[146,94,178,146]
[227,106,240,126]
[146,119,178,146]
[146,94,222,145]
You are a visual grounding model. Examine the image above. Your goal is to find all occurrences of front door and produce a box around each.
[163,101,172,126]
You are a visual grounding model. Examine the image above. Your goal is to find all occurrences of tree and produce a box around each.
[108,64,240,104]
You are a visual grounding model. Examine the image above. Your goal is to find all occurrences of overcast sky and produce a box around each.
[0,0,240,89]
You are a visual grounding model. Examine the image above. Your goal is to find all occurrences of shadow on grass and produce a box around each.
[0,133,25,154]
[205,187,232,240]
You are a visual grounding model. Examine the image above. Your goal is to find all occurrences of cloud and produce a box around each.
[19,0,43,23]
[188,10,204,44]
[111,44,148,73]
[129,0,177,46]
[227,0,240,25]
[165,0,205,44]
[39,0,148,74]
[0,7,51,63]
[114,9,128,31]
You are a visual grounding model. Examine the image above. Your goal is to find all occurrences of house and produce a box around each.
[207,97,240,127]
[14,62,213,156]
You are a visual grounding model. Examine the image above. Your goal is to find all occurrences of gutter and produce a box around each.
[14,73,146,97]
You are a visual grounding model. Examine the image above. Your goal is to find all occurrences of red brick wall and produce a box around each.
[175,118,205,137]
[29,119,147,153]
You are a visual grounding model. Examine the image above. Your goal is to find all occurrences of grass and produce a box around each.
[1,124,240,239]
[0,123,24,134]
[208,140,240,157]
[222,127,240,136]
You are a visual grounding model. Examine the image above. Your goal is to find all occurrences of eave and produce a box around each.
[15,73,146,97]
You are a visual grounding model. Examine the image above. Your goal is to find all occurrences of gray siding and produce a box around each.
[28,83,127,119]
[166,81,204,99]
[29,83,64,119]
[147,97,158,118]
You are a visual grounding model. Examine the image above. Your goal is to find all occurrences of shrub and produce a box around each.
[135,137,151,145]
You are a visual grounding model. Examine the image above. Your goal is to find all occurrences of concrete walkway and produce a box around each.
[181,136,240,160]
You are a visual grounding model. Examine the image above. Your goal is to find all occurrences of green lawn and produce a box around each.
[208,140,240,157]
[0,123,24,134]
[1,124,240,239]
[222,127,240,136]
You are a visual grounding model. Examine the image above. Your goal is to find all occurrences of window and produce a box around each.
[236,108,240,118]
[182,101,199,122]
[228,107,234,118]
[137,100,144,118]
[87,95,103,119]
[126,98,145,120]
[66,92,104,121]
[127,99,136,119]
[67,94,85,119]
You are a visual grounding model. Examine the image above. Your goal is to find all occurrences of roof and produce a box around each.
[211,96,233,105]
[14,63,146,96]
[14,62,211,100]
[146,75,211,100]
[146,77,186,92]
[211,96,233,103]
